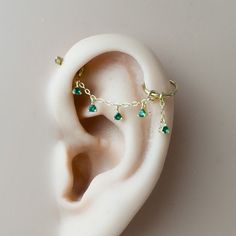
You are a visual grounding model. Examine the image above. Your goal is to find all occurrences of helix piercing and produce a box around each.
[55,56,178,134]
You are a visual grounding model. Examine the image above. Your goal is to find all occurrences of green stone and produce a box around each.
[72,87,82,95]
[114,112,123,121]
[88,104,97,112]
[138,108,147,118]
[161,124,170,134]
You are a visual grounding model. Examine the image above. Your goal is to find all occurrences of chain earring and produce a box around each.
[55,57,178,134]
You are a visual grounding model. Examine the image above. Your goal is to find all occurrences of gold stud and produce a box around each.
[55,56,63,65]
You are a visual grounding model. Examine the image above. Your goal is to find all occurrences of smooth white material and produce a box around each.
[48,34,174,236]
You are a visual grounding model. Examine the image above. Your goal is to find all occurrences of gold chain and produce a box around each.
[77,80,152,108]
[74,66,177,109]
[55,56,178,133]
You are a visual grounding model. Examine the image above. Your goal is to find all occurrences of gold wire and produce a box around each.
[75,66,177,110]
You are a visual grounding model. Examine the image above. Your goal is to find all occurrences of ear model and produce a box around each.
[49,34,177,236]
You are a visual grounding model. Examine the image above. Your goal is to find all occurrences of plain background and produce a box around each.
[0,0,236,235]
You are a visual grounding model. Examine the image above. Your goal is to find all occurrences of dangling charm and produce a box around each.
[160,123,170,134]
[159,95,170,134]
[72,81,82,95]
[88,96,97,112]
[67,65,177,132]
[138,102,148,118]
[114,106,123,121]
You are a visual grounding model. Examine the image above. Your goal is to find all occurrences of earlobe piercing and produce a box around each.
[55,57,178,134]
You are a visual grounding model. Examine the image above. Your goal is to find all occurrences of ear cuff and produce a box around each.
[55,56,178,134]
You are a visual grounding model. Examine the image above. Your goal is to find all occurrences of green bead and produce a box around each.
[138,108,147,118]
[72,87,82,95]
[114,112,123,121]
[88,104,97,112]
[161,124,170,134]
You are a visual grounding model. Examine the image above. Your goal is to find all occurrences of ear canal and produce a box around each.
[66,152,91,201]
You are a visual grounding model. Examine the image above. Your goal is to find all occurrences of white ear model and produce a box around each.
[48,34,175,236]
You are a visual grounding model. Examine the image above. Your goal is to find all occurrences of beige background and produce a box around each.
[0,0,236,235]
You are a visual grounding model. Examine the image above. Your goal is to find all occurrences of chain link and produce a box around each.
[74,66,176,113]
[70,66,178,134]
[77,80,154,109]
[159,96,166,124]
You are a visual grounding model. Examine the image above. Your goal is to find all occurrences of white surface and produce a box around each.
[0,1,236,236]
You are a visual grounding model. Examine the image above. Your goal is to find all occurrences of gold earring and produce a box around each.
[55,57,178,134]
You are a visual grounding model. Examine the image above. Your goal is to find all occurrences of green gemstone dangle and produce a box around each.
[138,102,147,118]
[160,123,170,134]
[114,106,123,121]
[88,104,97,112]
[159,95,170,134]
[72,81,82,95]
[88,96,97,112]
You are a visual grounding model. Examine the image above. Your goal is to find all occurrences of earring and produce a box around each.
[56,58,178,134]
[72,81,82,95]
[88,95,97,112]
[143,82,178,134]
[114,106,123,121]
[158,94,170,134]
[54,56,63,65]
[138,101,148,118]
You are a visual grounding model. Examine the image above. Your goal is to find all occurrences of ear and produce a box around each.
[48,34,174,236]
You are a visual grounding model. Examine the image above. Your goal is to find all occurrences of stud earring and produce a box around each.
[143,81,177,134]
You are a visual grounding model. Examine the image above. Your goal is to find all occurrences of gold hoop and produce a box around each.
[143,80,178,100]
